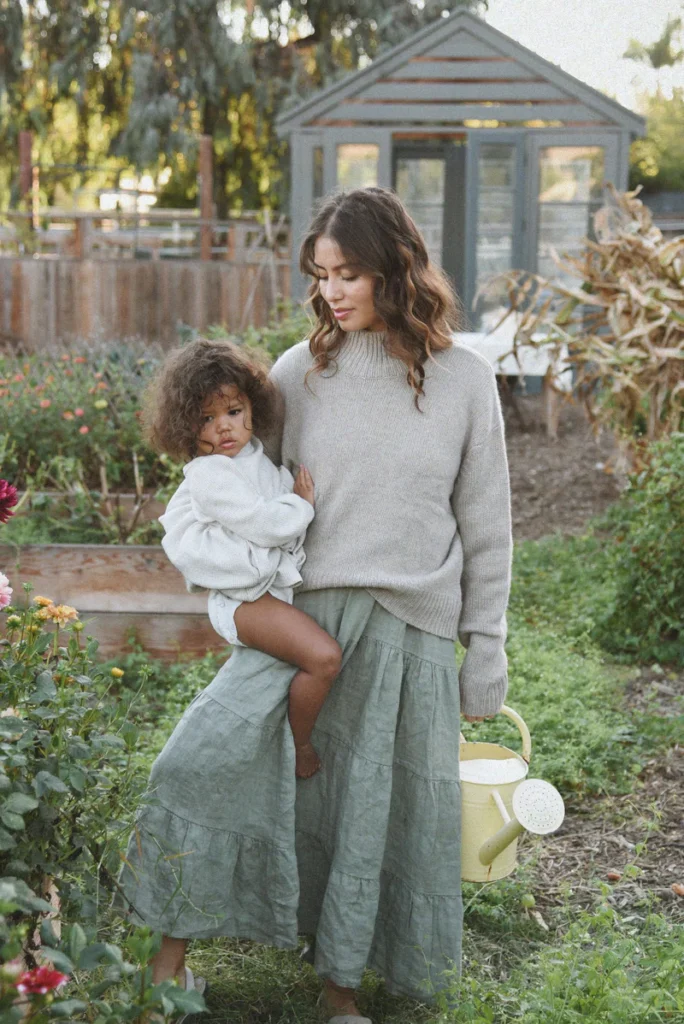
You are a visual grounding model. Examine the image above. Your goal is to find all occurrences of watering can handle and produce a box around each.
[459,705,532,763]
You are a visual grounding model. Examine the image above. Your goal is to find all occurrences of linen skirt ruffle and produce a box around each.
[117,588,462,1002]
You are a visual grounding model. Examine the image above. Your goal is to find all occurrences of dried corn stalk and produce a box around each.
[484,186,684,459]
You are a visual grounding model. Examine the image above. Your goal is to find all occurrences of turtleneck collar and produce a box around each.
[333,330,406,378]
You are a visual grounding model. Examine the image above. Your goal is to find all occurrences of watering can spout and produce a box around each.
[477,779,565,867]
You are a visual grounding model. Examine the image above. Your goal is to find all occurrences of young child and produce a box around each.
[145,338,342,778]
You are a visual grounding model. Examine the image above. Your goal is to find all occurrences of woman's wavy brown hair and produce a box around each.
[300,186,464,408]
[143,339,280,461]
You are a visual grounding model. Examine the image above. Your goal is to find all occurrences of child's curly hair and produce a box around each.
[300,187,464,409]
[144,339,281,461]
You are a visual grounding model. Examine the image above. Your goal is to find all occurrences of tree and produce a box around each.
[630,88,684,193]
[624,14,684,70]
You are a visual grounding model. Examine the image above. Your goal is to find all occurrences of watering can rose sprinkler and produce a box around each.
[459,706,565,882]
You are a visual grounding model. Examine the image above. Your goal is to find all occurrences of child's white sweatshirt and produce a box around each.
[159,438,314,602]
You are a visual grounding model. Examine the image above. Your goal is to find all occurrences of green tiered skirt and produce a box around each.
[118,589,463,1001]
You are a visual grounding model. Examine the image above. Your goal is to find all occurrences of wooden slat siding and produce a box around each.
[364,81,570,102]
[388,60,535,81]
[329,102,605,123]
[422,31,502,59]
[0,259,290,349]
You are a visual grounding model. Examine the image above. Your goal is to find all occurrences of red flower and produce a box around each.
[0,480,18,524]
[16,966,69,994]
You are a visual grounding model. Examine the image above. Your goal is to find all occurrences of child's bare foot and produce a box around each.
[295,743,321,779]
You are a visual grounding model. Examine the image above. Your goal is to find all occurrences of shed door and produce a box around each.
[393,140,467,299]
[465,134,525,329]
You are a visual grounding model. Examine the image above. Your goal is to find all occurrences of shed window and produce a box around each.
[474,143,517,329]
[395,157,446,265]
[537,146,605,279]
[336,144,379,190]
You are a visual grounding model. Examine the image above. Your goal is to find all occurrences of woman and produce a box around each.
[118,186,512,1022]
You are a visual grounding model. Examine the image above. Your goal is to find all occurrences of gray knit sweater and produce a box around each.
[267,330,512,718]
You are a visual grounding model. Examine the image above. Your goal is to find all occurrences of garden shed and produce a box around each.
[277,10,645,326]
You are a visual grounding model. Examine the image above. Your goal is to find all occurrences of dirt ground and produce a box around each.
[502,393,624,541]
[502,395,684,920]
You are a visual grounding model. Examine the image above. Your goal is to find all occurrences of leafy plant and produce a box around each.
[595,432,684,665]
[0,589,206,1020]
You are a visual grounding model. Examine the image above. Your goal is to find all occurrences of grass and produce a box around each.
[105,531,683,1024]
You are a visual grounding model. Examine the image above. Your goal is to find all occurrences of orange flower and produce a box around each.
[73,356,87,364]
[33,595,55,607]
[51,604,79,627]
[63,411,74,420]
[60,354,70,362]
[94,372,103,379]
[0,389,8,398]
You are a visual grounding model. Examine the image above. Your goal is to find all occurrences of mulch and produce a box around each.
[503,394,624,542]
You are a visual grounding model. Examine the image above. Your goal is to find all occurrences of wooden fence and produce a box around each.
[0,256,291,349]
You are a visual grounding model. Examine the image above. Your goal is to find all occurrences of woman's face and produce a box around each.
[313,236,386,333]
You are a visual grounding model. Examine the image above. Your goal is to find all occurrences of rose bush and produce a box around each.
[0,587,206,1021]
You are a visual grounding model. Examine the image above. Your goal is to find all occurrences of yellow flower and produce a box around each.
[33,595,55,608]
[51,605,79,628]
[36,605,56,621]
[93,399,108,410]
[110,667,124,678]
[6,615,22,627]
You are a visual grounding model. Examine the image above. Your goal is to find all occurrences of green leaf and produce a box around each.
[34,770,69,796]
[68,767,86,793]
[31,670,57,703]
[0,772,11,791]
[49,999,88,1017]
[168,987,206,1012]
[1,810,25,831]
[40,918,60,947]
[69,923,87,963]
[0,716,25,738]
[0,825,17,851]
[4,792,39,814]
[39,947,74,973]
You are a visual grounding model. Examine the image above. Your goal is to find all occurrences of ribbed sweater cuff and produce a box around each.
[458,635,508,718]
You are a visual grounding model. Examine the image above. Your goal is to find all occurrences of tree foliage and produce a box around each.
[630,88,684,193]
[0,0,484,212]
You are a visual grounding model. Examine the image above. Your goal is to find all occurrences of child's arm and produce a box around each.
[185,455,314,548]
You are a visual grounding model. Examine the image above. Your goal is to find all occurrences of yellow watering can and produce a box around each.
[460,705,565,882]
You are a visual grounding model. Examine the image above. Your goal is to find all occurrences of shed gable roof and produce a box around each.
[276,11,645,135]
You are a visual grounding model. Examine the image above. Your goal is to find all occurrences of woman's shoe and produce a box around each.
[316,988,372,1024]
[175,966,208,1024]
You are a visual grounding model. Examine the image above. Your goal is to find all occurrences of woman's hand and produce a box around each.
[293,466,315,506]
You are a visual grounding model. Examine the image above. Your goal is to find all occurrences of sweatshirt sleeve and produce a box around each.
[185,455,314,548]
[451,366,512,719]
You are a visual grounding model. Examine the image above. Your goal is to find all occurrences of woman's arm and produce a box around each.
[451,372,513,720]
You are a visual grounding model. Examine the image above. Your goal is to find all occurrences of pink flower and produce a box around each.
[79,425,89,434]
[16,966,69,994]
[13,373,23,382]
[74,408,84,417]
[0,480,18,524]
[0,572,12,610]
[39,399,51,409]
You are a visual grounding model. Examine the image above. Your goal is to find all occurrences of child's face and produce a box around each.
[313,236,386,333]
[197,385,253,458]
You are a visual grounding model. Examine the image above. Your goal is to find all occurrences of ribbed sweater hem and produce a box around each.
[300,574,459,641]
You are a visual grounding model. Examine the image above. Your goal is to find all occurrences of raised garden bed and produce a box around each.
[0,542,228,661]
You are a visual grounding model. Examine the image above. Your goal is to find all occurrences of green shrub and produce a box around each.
[0,590,206,1021]
[0,303,310,495]
[596,433,684,665]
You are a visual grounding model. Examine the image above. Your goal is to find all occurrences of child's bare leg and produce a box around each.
[151,935,186,985]
[233,594,342,778]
